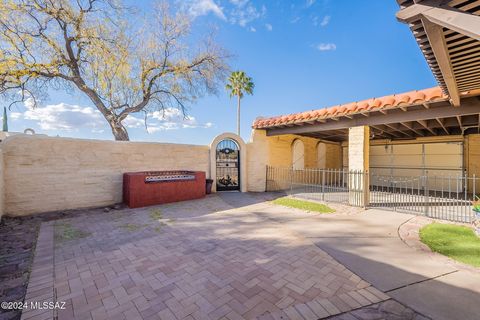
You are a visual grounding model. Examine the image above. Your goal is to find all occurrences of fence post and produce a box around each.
[363,170,370,208]
[322,169,325,201]
[424,173,429,217]
[290,167,293,195]
[474,174,476,201]
[265,165,268,192]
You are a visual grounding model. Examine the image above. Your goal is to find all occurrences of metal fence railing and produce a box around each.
[266,166,366,207]
[266,166,478,223]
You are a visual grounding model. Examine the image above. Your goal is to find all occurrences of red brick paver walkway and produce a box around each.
[22,195,389,320]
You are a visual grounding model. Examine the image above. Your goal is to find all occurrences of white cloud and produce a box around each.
[313,15,330,27]
[123,115,145,129]
[184,0,226,20]
[306,0,316,7]
[229,1,266,27]
[15,103,213,134]
[185,0,267,28]
[265,23,273,31]
[290,16,300,24]
[22,103,105,131]
[146,127,161,134]
[10,112,22,120]
[141,108,214,132]
[249,26,256,32]
[316,43,336,51]
[24,97,35,109]
[320,15,330,27]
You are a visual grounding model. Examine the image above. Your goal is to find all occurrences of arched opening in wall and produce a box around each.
[292,139,305,170]
[216,139,240,191]
[317,142,326,169]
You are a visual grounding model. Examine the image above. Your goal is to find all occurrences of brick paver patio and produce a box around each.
[21,195,391,320]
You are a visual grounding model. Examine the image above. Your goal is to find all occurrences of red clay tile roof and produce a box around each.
[253,86,449,129]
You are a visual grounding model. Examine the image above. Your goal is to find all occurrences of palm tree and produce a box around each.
[226,71,254,136]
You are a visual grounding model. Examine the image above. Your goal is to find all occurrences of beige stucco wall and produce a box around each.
[466,134,480,192]
[2,135,210,216]
[247,130,269,192]
[246,129,343,192]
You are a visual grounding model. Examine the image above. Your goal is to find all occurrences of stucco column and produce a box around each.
[348,126,370,207]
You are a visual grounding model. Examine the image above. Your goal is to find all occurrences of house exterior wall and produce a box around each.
[342,135,465,171]
[2,135,210,216]
[466,134,480,192]
[348,126,370,206]
[247,130,269,192]
[245,129,343,192]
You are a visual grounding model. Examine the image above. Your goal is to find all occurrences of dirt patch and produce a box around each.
[0,205,124,320]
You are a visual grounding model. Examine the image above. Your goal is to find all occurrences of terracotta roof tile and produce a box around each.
[252,86,451,129]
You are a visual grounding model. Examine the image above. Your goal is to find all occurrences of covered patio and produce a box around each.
[250,0,480,222]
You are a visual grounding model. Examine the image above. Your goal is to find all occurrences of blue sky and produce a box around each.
[5,0,437,144]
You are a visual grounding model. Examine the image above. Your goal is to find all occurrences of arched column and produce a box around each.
[210,133,247,192]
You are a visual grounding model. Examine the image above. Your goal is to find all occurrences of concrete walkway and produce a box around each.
[252,203,480,320]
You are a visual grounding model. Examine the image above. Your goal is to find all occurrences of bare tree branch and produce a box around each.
[0,0,229,140]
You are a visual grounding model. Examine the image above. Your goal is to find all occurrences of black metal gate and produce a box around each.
[216,139,240,191]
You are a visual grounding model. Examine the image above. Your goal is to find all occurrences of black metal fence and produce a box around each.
[266,166,479,223]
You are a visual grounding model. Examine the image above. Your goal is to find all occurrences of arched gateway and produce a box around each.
[216,139,240,191]
[210,133,247,192]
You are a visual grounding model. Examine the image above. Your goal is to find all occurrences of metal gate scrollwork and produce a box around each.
[216,139,240,191]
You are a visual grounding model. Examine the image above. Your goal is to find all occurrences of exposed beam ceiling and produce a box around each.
[396,0,480,105]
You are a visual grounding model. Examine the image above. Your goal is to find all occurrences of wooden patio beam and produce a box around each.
[371,125,402,138]
[417,119,437,135]
[396,2,480,39]
[422,18,461,106]
[456,115,464,132]
[381,123,413,138]
[400,121,425,136]
[435,118,449,134]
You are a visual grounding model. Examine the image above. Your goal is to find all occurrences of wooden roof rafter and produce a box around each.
[396,0,480,105]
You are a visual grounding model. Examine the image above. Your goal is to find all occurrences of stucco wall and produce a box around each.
[246,129,343,192]
[466,134,480,192]
[247,130,269,192]
[267,134,321,168]
[2,135,209,216]
[324,143,343,169]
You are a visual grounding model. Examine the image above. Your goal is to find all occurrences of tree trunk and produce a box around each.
[237,95,241,136]
[109,119,130,141]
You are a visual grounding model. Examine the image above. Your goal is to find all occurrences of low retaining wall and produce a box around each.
[2,135,209,216]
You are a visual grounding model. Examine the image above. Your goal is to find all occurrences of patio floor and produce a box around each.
[21,194,409,320]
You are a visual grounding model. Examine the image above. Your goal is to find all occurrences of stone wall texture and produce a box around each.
[2,135,209,216]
